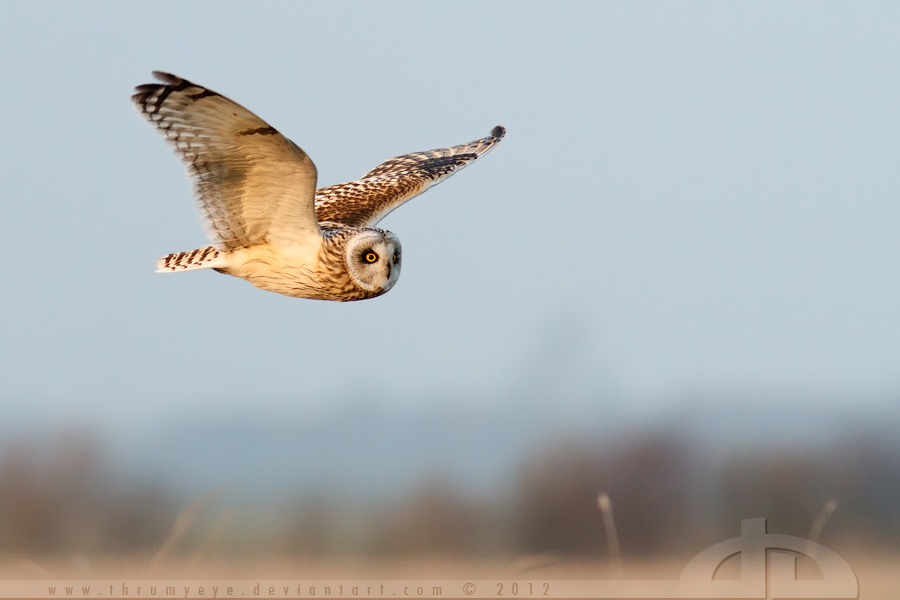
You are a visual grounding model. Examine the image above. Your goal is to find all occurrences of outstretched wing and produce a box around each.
[133,72,320,251]
[314,126,505,228]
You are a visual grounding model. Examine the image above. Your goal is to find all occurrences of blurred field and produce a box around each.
[0,419,898,573]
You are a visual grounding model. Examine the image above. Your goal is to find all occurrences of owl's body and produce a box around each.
[159,228,398,301]
[133,72,504,301]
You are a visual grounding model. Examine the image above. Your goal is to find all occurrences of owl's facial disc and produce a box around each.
[346,230,402,294]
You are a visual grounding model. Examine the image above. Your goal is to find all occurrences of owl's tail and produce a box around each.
[156,245,227,272]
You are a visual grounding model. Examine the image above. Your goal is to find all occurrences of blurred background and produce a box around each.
[1,1,899,564]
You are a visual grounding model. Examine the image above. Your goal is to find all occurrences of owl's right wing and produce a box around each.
[314,126,505,228]
[133,72,321,251]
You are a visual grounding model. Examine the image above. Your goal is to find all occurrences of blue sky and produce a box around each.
[1,2,899,431]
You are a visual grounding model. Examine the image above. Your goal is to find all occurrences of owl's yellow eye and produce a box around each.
[364,252,378,263]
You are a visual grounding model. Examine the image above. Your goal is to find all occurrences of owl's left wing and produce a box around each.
[314,126,505,228]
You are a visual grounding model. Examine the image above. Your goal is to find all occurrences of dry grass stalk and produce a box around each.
[13,559,54,579]
[808,498,839,544]
[514,552,562,572]
[597,492,621,570]
[150,485,227,570]
[190,510,234,568]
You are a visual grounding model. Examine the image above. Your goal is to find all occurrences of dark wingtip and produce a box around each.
[132,72,184,97]
[491,125,506,139]
[151,71,181,84]
[133,72,197,109]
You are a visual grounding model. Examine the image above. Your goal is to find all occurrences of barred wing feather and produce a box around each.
[314,126,505,228]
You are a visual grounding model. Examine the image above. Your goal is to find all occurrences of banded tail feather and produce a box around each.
[156,245,227,272]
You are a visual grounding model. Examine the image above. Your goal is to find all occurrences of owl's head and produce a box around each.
[345,229,402,295]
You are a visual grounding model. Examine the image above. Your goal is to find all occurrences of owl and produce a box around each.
[132,72,505,301]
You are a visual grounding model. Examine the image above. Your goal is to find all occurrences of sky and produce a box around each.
[1,2,900,431]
